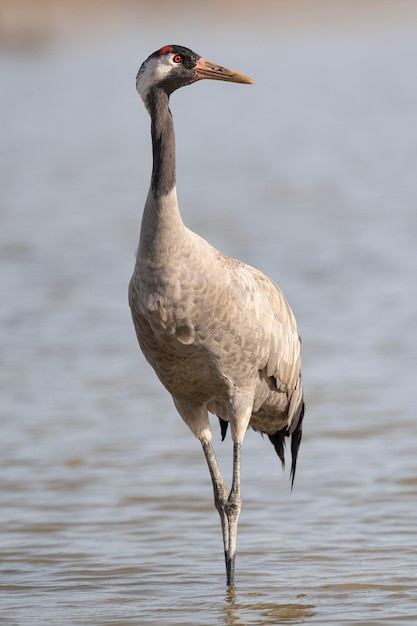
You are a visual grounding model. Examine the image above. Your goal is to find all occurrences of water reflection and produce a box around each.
[221,588,316,625]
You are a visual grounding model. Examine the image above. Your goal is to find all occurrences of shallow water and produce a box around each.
[1,5,417,625]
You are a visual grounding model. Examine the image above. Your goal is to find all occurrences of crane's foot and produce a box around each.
[226,553,236,587]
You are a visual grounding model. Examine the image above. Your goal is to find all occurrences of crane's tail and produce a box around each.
[218,417,229,441]
[267,400,305,490]
[289,400,304,489]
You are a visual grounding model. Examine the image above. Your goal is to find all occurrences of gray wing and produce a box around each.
[232,261,303,426]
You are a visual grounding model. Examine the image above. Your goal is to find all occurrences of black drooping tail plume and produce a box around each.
[219,417,229,441]
[267,430,286,469]
[290,401,305,489]
[268,400,305,490]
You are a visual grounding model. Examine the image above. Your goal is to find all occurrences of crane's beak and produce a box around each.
[193,58,254,84]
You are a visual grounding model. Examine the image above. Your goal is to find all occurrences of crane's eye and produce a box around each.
[173,54,182,64]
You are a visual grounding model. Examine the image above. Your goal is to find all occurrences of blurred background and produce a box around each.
[1,1,417,624]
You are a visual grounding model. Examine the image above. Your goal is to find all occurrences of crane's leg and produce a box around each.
[201,440,230,565]
[224,441,242,587]
[173,396,249,587]
[201,440,242,586]
[223,392,253,586]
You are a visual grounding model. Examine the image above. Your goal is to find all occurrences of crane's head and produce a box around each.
[136,45,253,105]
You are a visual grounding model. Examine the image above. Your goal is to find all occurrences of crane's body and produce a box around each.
[130,197,302,436]
[129,45,305,587]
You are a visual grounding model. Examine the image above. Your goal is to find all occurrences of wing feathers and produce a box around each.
[225,260,302,421]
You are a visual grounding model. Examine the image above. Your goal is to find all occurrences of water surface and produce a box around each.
[1,6,417,625]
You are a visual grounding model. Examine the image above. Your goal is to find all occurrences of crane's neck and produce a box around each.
[148,86,176,196]
[139,86,185,260]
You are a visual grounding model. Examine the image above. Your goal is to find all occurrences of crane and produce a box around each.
[129,45,305,587]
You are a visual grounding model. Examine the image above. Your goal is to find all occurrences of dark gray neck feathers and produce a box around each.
[148,87,176,197]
